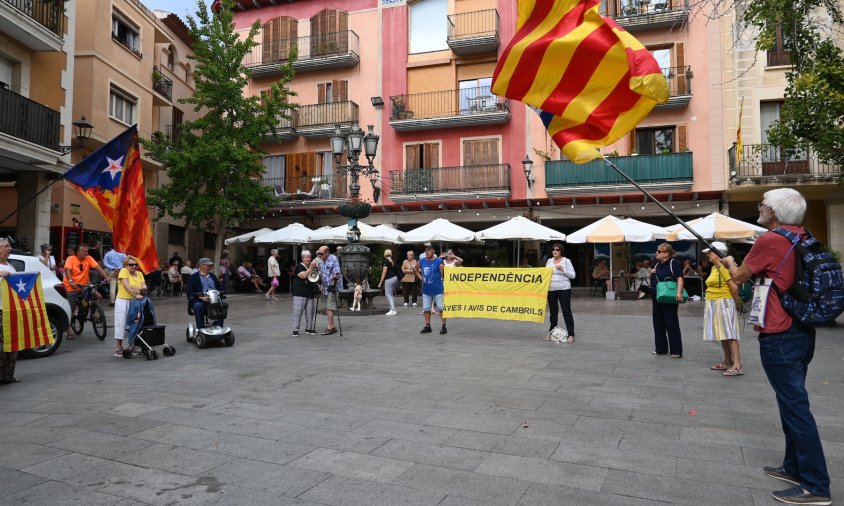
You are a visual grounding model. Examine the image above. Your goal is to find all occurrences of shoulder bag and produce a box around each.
[656,259,689,304]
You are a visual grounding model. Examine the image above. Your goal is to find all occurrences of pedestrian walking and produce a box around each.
[651,243,684,358]
[416,242,446,334]
[722,188,831,505]
[545,243,575,342]
[701,241,743,376]
[377,249,398,315]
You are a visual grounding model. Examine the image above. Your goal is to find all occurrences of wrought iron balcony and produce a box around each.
[654,66,692,109]
[606,0,689,32]
[389,86,510,132]
[388,164,511,202]
[0,85,60,151]
[264,110,298,142]
[447,9,499,55]
[0,0,64,50]
[296,101,358,138]
[261,173,349,203]
[545,152,693,194]
[244,30,360,76]
[767,50,792,67]
[728,144,841,184]
[152,66,173,100]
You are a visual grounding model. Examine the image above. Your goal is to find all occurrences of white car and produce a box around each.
[8,253,71,358]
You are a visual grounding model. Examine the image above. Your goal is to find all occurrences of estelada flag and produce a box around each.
[64,125,158,273]
[492,0,669,163]
[1,273,54,353]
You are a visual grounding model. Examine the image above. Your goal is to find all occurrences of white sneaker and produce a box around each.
[403,303,408,307]
[386,310,397,316]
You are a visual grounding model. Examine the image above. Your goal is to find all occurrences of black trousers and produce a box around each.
[652,299,682,355]
[547,289,574,336]
[402,281,417,304]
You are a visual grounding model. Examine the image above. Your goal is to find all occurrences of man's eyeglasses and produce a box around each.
[656,250,665,254]
[758,202,770,209]
[127,263,138,267]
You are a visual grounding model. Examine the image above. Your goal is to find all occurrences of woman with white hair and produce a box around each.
[266,249,280,300]
[291,250,318,337]
[377,249,399,315]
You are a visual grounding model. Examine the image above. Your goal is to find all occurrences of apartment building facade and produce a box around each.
[0,0,74,251]
[720,4,844,253]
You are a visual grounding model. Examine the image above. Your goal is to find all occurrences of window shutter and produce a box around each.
[0,55,12,88]
[463,140,472,166]
[263,18,279,62]
[317,83,326,104]
[406,145,418,169]
[675,43,686,94]
[489,139,499,164]
[430,143,440,168]
[338,80,348,101]
[677,125,687,152]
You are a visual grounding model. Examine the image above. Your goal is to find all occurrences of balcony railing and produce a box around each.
[244,30,360,75]
[0,86,60,151]
[296,101,358,138]
[2,0,64,36]
[152,66,173,100]
[606,0,689,31]
[655,66,692,109]
[389,86,510,131]
[261,173,349,202]
[388,164,511,201]
[545,152,693,193]
[767,50,792,67]
[729,144,841,183]
[264,110,299,142]
[447,9,499,55]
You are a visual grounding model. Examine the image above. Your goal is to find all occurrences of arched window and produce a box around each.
[263,16,298,63]
[166,44,177,70]
[309,9,348,56]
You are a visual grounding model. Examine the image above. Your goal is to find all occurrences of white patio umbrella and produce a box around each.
[666,212,767,241]
[402,218,476,243]
[567,215,662,287]
[371,224,406,244]
[621,218,670,240]
[475,216,566,264]
[253,222,314,244]
[224,227,273,245]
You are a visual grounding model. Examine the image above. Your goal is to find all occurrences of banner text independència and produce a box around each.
[447,272,546,284]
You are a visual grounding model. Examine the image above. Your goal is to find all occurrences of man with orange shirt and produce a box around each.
[63,243,109,340]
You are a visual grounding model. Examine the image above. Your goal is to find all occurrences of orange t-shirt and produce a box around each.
[63,255,100,292]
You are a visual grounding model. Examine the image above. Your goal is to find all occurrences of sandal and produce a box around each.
[723,367,744,377]
[710,361,732,371]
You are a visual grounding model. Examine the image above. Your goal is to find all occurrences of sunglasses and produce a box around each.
[128,263,138,267]
[552,248,561,251]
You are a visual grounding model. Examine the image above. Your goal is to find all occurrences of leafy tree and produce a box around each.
[736,0,843,169]
[142,0,296,264]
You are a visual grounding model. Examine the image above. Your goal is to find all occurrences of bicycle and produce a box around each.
[71,281,108,340]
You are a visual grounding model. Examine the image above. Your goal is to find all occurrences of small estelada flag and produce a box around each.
[1,272,54,352]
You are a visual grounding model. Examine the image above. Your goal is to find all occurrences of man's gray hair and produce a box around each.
[764,188,806,225]
[270,249,278,255]
[301,249,312,259]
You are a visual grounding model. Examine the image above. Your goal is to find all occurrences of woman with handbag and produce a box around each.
[701,242,743,376]
[651,243,685,358]
[545,243,576,342]
[266,249,280,300]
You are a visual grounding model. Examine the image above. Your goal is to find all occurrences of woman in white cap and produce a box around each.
[702,241,743,376]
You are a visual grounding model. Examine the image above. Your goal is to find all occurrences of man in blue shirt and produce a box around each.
[186,258,224,329]
[316,245,344,335]
[102,248,126,306]
[415,242,447,334]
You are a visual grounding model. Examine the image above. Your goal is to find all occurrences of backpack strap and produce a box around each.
[770,228,801,282]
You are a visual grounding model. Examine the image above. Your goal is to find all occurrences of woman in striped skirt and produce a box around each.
[702,242,743,376]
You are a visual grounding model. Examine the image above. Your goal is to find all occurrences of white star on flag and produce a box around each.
[102,156,124,180]
[15,279,27,293]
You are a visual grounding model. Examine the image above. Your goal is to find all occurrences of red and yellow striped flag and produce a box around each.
[492,0,669,163]
[2,273,54,353]
[735,96,744,165]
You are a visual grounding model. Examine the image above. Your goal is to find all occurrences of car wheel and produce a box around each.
[19,313,63,359]
[93,305,107,341]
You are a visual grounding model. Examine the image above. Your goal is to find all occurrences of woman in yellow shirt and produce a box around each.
[702,242,743,376]
[113,256,146,357]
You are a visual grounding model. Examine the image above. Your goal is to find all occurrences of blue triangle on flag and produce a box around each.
[8,272,38,301]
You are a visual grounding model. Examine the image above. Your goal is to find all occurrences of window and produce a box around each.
[109,86,137,125]
[760,101,783,145]
[463,138,499,165]
[405,143,440,169]
[0,55,12,89]
[166,45,175,70]
[318,80,348,104]
[767,26,791,66]
[459,77,494,112]
[203,232,216,250]
[310,9,349,56]
[112,13,141,55]
[636,127,674,155]
[409,0,448,54]
[167,225,185,245]
[263,16,297,63]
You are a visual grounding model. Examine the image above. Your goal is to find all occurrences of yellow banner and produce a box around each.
[442,267,551,322]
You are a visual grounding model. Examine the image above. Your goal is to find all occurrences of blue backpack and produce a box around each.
[771,228,844,326]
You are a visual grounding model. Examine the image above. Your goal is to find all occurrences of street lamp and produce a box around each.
[330,123,380,203]
[522,153,535,188]
[59,116,95,155]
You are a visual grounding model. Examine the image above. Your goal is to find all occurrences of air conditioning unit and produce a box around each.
[50,203,60,213]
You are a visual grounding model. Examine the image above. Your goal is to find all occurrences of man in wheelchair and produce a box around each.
[186,258,224,329]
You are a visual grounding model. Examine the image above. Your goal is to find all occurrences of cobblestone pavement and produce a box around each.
[1,293,842,505]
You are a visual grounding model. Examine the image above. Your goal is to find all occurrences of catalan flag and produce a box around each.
[492,0,669,163]
[64,126,158,273]
[736,96,744,165]
[2,273,54,353]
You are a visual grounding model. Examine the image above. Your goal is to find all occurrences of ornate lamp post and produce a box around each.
[329,123,382,309]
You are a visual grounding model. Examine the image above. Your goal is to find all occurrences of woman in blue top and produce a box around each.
[651,243,685,358]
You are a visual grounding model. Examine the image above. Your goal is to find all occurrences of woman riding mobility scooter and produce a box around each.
[185,258,234,348]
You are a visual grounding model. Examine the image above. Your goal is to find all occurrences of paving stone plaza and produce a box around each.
[1,294,842,505]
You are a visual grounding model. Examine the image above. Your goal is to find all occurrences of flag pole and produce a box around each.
[599,155,724,258]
